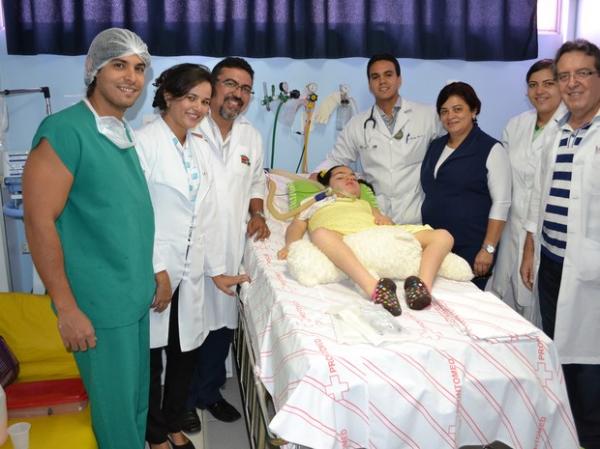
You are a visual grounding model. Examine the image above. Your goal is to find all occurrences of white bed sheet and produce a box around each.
[239,192,578,449]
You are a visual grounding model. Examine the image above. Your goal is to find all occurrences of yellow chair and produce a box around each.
[0,292,96,449]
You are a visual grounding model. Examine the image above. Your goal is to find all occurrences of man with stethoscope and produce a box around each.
[313,53,442,224]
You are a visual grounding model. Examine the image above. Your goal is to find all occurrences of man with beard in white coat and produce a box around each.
[521,39,600,449]
[182,57,269,429]
[490,59,565,324]
[313,53,442,224]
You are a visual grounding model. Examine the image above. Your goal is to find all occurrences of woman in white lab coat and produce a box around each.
[135,64,248,449]
[490,59,565,324]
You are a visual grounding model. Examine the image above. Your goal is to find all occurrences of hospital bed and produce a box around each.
[233,173,579,449]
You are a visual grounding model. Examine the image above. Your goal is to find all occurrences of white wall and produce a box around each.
[576,0,600,45]
[0,33,566,174]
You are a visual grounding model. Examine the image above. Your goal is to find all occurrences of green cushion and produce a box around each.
[288,179,378,210]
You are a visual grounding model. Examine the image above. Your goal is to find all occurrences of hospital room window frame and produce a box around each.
[537,0,563,33]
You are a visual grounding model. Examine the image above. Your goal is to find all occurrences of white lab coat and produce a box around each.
[136,117,226,351]
[525,110,600,364]
[490,104,566,324]
[196,115,266,331]
[315,98,441,224]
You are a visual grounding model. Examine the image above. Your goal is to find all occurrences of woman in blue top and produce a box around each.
[421,82,511,290]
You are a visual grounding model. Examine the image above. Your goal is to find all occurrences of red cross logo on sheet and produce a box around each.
[325,375,350,400]
[536,362,554,386]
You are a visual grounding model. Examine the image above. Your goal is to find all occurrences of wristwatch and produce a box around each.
[252,211,266,219]
[482,243,496,254]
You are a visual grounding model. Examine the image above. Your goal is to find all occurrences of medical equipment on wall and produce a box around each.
[314,84,358,131]
[0,86,51,158]
[0,87,52,117]
[261,82,318,173]
[261,82,300,169]
[0,86,51,293]
[296,83,318,173]
[261,82,276,112]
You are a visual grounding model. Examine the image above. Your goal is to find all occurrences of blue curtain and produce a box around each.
[3,0,537,61]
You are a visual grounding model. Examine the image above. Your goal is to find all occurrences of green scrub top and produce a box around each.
[31,101,155,328]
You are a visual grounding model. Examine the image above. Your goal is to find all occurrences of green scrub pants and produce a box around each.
[74,312,149,449]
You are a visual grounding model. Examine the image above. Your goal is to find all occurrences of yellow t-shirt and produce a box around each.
[306,197,432,236]
[308,198,375,235]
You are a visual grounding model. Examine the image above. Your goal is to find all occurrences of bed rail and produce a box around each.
[234,295,287,449]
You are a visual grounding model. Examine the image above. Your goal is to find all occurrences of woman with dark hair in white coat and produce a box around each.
[490,59,565,324]
[135,64,248,449]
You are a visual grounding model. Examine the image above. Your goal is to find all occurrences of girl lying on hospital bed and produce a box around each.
[277,165,455,316]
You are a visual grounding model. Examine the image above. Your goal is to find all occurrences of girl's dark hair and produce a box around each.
[317,165,343,186]
[316,165,376,194]
[152,63,212,111]
[358,179,376,194]
[436,81,482,116]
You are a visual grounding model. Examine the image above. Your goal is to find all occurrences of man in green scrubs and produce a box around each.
[23,28,155,449]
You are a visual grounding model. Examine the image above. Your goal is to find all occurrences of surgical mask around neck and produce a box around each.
[84,99,136,150]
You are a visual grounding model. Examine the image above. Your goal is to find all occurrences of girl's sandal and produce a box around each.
[371,278,402,316]
[403,276,432,310]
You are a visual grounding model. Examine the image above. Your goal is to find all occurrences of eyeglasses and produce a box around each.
[557,69,599,83]
[219,78,254,95]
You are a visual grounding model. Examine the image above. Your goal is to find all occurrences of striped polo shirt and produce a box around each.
[541,119,592,262]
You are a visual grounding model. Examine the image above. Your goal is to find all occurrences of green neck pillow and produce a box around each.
[288,179,379,210]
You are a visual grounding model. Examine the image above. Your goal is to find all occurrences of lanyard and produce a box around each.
[171,134,201,203]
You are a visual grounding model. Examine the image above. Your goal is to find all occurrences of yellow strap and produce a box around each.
[265,169,355,221]
[267,178,332,221]
[269,168,323,186]
[300,107,315,173]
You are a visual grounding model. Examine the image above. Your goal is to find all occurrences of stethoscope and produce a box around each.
[361,105,407,150]
[361,106,378,150]
[363,105,377,130]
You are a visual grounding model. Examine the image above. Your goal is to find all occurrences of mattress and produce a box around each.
[237,175,578,449]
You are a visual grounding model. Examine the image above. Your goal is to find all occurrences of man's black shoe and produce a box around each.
[206,399,241,422]
[180,410,201,433]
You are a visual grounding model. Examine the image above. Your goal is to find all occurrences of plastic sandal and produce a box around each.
[371,278,402,316]
[403,276,432,310]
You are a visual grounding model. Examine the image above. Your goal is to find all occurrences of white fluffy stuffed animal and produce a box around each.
[286,226,474,287]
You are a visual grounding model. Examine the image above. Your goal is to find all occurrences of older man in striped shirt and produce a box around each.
[521,39,600,449]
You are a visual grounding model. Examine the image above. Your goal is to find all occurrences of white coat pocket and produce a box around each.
[576,237,600,284]
[585,192,600,244]
[402,133,428,166]
[591,152,600,191]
